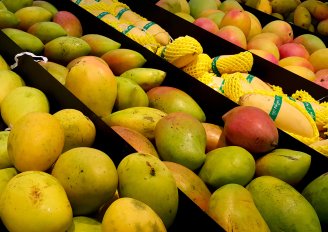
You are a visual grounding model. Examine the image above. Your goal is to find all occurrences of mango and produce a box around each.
[284,65,316,81]
[101,48,147,76]
[219,9,251,38]
[279,56,314,71]
[2,28,44,54]
[189,0,218,19]
[38,60,68,85]
[309,48,328,72]
[0,70,25,106]
[246,11,262,41]
[317,18,328,37]
[156,0,190,14]
[102,197,167,232]
[163,161,211,212]
[218,0,243,12]
[0,55,9,70]
[14,6,52,31]
[293,34,326,54]
[117,153,179,228]
[202,122,223,152]
[199,146,255,190]
[0,131,13,169]
[65,56,117,117]
[53,108,96,152]
[51,147,118,216]
[208,183,270,232]
[53,10,83,37]
[32,1,58,17]
[44,36,91,64]
[0,10,20,29]
[0,2,7,10]
[147,86,206,122]
[27,21,67,44]
[302,172,328,224]
[1,86,49,127]
[7,112,64,172]
[0,167,17,199]
[255,148,311,185]
[120,67,166,91]
[67,216,101,232]
[247,176,321,232]
[115,76,149,110]
[0,171,73,232]
[1,0,33,12]
[111,125,159,158]
[80,34,121,57]
[155,112,206,170]
[262,20,294,44]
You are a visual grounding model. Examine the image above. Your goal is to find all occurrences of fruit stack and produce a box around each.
[1,0,328,232]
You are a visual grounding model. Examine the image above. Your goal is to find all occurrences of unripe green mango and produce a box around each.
[27,21,67,44]
[2,28,44,54]
[255,148,311,185]
[0,2,7,10]
[80,34,121,57]
[2,0,33,13]
[302,172,328,224]
[0,10,20,29]
[38,61,68,85]
[120,67,166,91]
[44,36,91,64]
[155,112,206,170]
[208,183,270,232]
[117,153,179,228]
[14,6,52,31]
[115,76,149,111]
[32,1,58,17]
[246,176,321,232]
[147,86,206,122]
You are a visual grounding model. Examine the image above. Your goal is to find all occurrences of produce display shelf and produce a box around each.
[0,0,328,230]
[125,0,328,100]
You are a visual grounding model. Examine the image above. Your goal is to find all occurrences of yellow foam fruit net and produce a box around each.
[211,51,253,75]
[182,53,212,79]
[310,139,328,157]
[220,72,248,103]
[156,35,203,68]
[198,72,217,86]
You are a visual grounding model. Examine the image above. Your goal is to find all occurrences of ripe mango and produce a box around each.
[32,1,58,17]
[65,56,117,117]
[163,161,211,212]
[155,112,206,170]
[293,34,326,54]
[247,176,321,232]
[1,0,33,12]
[0,70,25,106]
[255,148,311,185]
[14,6,52,31]
[0,10,20,29]
[120,67,166,91]
[38,61,68,85]
[0,167,17,199]
[115,76,149,110]
[208,183,270,232]
[0,55,9,70]
[111,125,159,158]
[102,197,167,232]
[101,48,147,76]
[53,11,83,37]
[80,34,121,57]
[317,18,328,37]
[44,36,91,64]
[117,153,178,228]
[147,86,206,122]
[302,172,328,224]
[0,171,73,232]
[309,48,328,72]
[27,21,67,44]
[2,28,44,54]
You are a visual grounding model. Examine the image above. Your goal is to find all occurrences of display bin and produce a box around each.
[123,0,328,100]
[0,0,328,231]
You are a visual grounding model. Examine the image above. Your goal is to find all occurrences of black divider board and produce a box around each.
[124,0,328,100]
[0,2,224,232]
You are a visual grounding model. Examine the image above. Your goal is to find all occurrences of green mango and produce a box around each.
[154,112,206,170]
[115,76,149,111]
[66,216,101,232]
[14,6,52,31]
[247,176,321,232]
[38,61,68,85]
[32,1,58,17]
[147,86,206,122]
[80,34,121,57]
[27,21,67,44]
[255,148,311,185]
[2,28,44,54]
[117,153,179,228]
[0,10,20,29]
[302,172,328,224]
[0,131,13,169]
[0,167,17,200]
[2,0,33,12]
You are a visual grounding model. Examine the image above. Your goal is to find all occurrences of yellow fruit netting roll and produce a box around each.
[156,35,203,68]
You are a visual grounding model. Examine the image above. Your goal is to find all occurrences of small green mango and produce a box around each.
[2,0,33,12]
[115,76,149,111]
[0,10,20,29]
[147,86,206,122]
[155,112,206,170]
[27,21,67,44]
[2,28,44,54]
[32,1,58,17]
